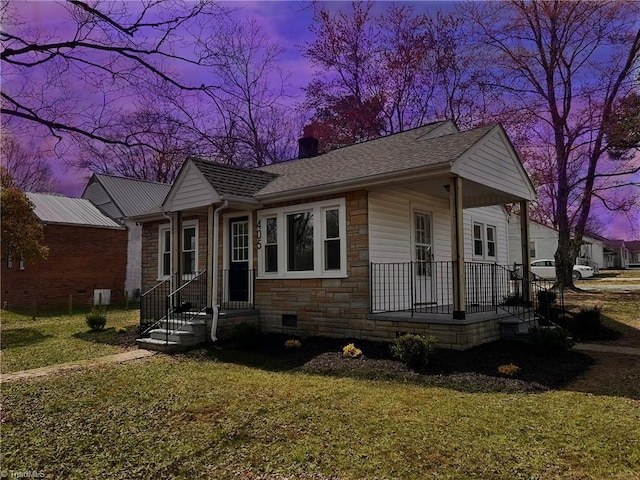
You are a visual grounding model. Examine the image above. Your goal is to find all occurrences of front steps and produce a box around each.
[136,315,208,353]
[498,311,537,340]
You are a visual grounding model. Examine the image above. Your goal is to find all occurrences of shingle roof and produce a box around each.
[92,174,171,218]
[27,193,123,229]
[256,123,495,197]
[190,158,279,200]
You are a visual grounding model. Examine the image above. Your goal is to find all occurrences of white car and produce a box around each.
[529,259,594,280]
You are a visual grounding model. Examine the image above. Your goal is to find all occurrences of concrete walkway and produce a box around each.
[574,343,640,356]
[0,349,157,384]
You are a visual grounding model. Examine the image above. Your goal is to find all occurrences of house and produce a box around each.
[1,193,127,310]
[627,240,640,268]
[82,173,171,299]
[135,121,537,351]
[604,239,631,269]
[507,216,605,273]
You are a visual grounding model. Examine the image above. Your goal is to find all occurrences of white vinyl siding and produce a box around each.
[453,128,535,203]
[369,187,450,265]
[166,163,219,211]
[464,206,508,265]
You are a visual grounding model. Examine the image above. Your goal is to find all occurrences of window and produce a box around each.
[287,211,314,271]
[265,217,278,273]
[529,241,536,259]
[414,212,432,276]
[158,220,198,279]
[19,258,25,270]
[473,223,484,256]
[231,219,249,262]
[182,224,197,275]
[473,222,497,259]
[158,225,171,279]
[7,254,12,269]
[324,209,341,270]
[486,226,496,258]
[257,198,346,278]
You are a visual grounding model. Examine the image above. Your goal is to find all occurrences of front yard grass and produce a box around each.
[2,354,639,479]
[0,308,139,373]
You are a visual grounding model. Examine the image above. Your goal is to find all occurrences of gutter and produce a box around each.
[210,200,229,342]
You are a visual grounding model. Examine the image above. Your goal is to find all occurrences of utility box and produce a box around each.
[94,289,111,306]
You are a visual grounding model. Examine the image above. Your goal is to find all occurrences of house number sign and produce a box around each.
[256,219,262,250]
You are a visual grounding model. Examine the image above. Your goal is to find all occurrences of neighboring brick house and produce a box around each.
[136,121,537,351]
[1,193,127,310]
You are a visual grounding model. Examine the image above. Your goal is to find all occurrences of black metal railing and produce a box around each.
[505,265,565,327]
[139,271,208,337]
[139,273,177,334]
[219,269,256,310]
[370,261,564,324]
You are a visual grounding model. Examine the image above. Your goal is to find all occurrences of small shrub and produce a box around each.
[498,363,521,376]
[86,312,107,331]
[563,305,620,341]
[537,290,557,308]
[284,339,302,350]
[391,334,437,371]
[529,326,574,355]
[342,343,362,358]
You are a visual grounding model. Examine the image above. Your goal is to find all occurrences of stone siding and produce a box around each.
[255,190,371,338]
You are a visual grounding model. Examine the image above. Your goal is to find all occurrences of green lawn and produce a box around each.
[2,353,639,479]
[0,308,139,373]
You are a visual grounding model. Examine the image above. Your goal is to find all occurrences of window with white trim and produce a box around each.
[324,208,341,270]
[529,241,537,259]
[473,223,484,256]
[473,222,497,259]
[257,198,347,278]
[486,225,496,258]
[7,254,13,269]
[182,222,198,275]
[158,220,198,279]
[264,217,278,272]
[158,224,172,279]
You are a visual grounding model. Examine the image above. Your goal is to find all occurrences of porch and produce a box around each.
[368,261,552,349]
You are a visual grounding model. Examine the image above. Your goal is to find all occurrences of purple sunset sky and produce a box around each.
[8,1,639,240]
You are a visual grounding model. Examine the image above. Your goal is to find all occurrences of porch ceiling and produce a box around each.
[406,176,529,209]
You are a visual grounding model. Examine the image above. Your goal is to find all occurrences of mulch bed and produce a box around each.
[198,334,594,394]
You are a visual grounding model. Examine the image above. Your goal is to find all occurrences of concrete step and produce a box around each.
[159,319,206,335]
[136,337,186,353]
[499,316,535,338]
[148,328,205,346]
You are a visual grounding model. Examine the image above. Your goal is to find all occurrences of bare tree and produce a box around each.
[0,133,57,192]
[208,19,296,166]
[1,0,229,151]
[468,0,640,288]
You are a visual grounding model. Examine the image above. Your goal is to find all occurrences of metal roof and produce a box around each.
[27,193,124,229]
[88,174,171,218]
[256,122,494,197]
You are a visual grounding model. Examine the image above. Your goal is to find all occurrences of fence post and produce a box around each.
[68,294,73,316]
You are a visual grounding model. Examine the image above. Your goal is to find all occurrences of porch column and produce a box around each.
[206,205,215,308]
[450,176,465,320]
[519,200,531,303]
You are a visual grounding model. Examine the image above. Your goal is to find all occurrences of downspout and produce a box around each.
[162,211,173,290]
[210,200,229,342]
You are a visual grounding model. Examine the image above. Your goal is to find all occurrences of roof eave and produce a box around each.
[254,164,452,203]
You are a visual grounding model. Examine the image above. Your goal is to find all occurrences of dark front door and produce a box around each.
[229,216,249,302]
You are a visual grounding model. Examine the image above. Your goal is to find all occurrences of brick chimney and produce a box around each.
[298,124,319,159]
